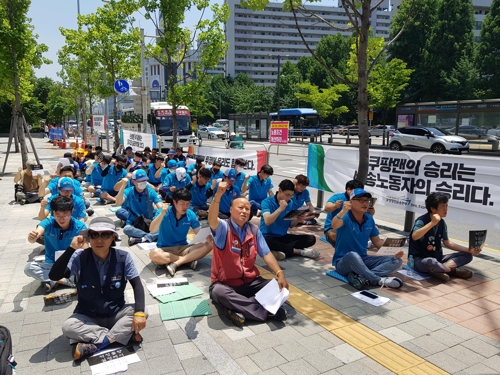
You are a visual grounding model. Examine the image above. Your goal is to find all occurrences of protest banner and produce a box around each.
[92,115,106,133]
[119,129,157,152]
[307,144,500,229]
[189,147,267,175]
[269,121,289,145]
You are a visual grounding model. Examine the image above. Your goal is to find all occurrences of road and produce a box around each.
[197,138,500,252]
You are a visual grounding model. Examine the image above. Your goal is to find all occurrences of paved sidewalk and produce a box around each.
[1,137,500,375]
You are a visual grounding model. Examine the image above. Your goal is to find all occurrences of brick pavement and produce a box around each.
[1,136,500,374]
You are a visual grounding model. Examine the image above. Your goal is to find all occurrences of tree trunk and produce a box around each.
[168,56,178,149]
[355,1,371,184]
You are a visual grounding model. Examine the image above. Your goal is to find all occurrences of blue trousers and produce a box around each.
[116,208,158,242]
[335,252,402,284]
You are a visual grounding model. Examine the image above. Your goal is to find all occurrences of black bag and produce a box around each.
[0,325,15,375]
[131,193,152,233]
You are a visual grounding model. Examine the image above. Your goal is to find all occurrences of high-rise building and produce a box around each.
[224,0,392,86]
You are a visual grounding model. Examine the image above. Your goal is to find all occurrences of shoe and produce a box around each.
[44,281,57,293]
[429,272,451,282]
[86,208,94,217]
[271,251,286,260]
[225,309,245,327]
[268,306,288,322]
[303,219,318,225]
[120,220,126,228]
[190,260,198,270]
[453,268,473,279]
[73,342,98,361]
[197,210,208,219]
[128,237,142,247]
[347,272,367,290]
[167,262,178,277]
[129,333,143,344]
[378,277,403,289]
[301,249,320,259]
[61,278,76,288]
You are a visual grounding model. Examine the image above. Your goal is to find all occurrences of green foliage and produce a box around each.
[122,113,143,124]
[295,82,349,119]
[477,0,500,98]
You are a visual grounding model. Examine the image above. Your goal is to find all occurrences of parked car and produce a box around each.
[332,125,345,134]
[389,127,469,154]
[486,128,500,138]
[340,126,359,136]
[445,125,487,139]
[197,126,226,140]
[369,125,395,137]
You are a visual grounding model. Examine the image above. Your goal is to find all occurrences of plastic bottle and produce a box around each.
[407,255,415,276]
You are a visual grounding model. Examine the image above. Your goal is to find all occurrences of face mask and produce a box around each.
[236,167,243,173]
[116,165,123,171]
[137,181,147,190]
[212,169,220,174]
[169,168,176,173]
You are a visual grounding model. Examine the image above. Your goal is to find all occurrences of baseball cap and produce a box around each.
[175,167,187,181]
[80,217,118,237]
[167,160,177,168]
[224,168,237,181]
[167,149,176,155]
[177,160,185,168]
[58,177,74,191]
[132,169,148,182]
[350,188,372,200]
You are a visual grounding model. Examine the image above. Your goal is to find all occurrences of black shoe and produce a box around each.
[86,208,94,217]
[268,306,288,322]
[225,309,245,327]
[129,333,143,344]
[128,237,142,247]
[72,342,98,361]
[120,220,126,228]
[167,262,178,277]
[347,272,368,290]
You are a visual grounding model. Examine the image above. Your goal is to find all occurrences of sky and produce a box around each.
[28,0,219,80]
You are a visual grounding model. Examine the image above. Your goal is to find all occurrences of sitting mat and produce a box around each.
[159,298,211,321]
[326,270,349,283]
[156,284,204,304]
[320,236,329,244]
[108,206,120,212]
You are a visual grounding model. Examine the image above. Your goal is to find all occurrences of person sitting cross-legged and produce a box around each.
[331,188,404,290]
[49,217,147,362]
[409,192,480,282]
[148,188,212,276]
[208,182,289,326]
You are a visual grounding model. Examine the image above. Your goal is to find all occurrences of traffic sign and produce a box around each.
[114,79,130,94]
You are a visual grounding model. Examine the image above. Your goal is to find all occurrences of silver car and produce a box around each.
[369,125,395,137]
[389,127,469,154]
[197,126,226,140]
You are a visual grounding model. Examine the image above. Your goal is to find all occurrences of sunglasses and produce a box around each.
[88,231,115,240]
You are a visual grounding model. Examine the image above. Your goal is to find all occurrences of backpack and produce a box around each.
[0,325,15,375]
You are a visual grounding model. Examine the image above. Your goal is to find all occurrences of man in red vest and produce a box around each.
[208,182,289,327]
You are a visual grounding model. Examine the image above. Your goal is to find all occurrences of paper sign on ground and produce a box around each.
[88,346,140,375]
[397,269,431,281]
[157,277,189,287]
[351,291,390,306]
[137,242,157,251]
[254,278,289,315]
[189,226,211,244]
[147,283,175,297]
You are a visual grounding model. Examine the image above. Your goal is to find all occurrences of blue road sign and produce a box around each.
[114,79,130,94]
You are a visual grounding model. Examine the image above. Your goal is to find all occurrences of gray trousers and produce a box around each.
[62,304,137,345]
[414,252,473,273]
[210,277,271,322]
[24,262,52,282]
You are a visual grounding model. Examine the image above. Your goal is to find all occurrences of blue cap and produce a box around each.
[58,177,74,191]
[224,168,237,180]
[350,188,372,200]
[167,160,177,168]
[167,149,176,155]
[132,169,148,182]
[177,160,185,168]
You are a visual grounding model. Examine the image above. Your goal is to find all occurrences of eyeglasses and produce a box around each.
[353,199,370,204]
[54,214,71,220]
[88,231,115,240]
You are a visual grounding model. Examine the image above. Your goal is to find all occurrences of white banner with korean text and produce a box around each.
[307,144,500,229]
[119,129,157,152]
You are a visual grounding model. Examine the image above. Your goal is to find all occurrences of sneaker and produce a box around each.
[72,342,98,361]
[225,309,245,327]
[96,198,107,205]
[167,262,178,277]
[429,272,450,282]
[303,219,318,225]
[44,281,57,293]
[271,251,286,260]
[86,208,94,217]
[301,249,320,259]
[347,272,367,290]
[120,220,126,228]
[197,210,208,219]
[129,333,143,344]
[453,268,473,279]
[190,260,198,270]
[61,278,76,288]
[378,277,403,289]
[268,306,288,322]
[128,237,142,247]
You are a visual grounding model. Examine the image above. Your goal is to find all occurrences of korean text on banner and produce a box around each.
[119,129,157,152]
[190,146,267,176]
[270,121,289,145]
[307,144,500,229]
[92,115,106,133]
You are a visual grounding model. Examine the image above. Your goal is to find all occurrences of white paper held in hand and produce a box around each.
[254,278,289,315]
[189,227,211,245]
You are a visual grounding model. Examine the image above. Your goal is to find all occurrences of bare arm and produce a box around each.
[115,178,129,206]
[154,167,162,179]
[28,226,45,243]
[241,175,251,193]
[14,168,23,184]
[262,199,288,226]
[38,199,50,221]
[443,239,481,255]
[268,189,275,197]
[208,183,228,231]
[262,252,289,290]
[331,201,352,230]
[85,163,95,175]
[411,214,441,241]
[325,199,342,213]
[149,204,168,233]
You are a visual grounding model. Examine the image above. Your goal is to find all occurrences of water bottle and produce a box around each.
[407,255,415,276]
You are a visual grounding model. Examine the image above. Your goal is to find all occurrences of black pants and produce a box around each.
[264,234,316,257]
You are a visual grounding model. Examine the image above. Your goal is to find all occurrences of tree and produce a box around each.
[0,0,49,167]
[138,0,229,147]
[32,77,55,120]
[242,0,412,183]
[420,0,475,101]
[295,82,349,119]
[388,0,437,102]
[477,0,500,98]
[277,61,302,109]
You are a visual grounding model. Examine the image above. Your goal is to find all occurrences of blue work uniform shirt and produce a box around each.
[215,182,241,213]
[121,186,162,225]
[101,165,127,192]
[260,195,293,237]
[247,175,273,204]
[213,220,270,257]
[324,192,350,231]
[291,188,311,210]
[48,178,84,198]
[155,206,200,247]
[162,173,192,196]
[90,162,104,186]
[189,182,211,207]
[332,212,380,266]
[47,193,87,219]
[39,217,87,263]
[233,172,246,190]
[208,168,224,184]
[147,163,162,185]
